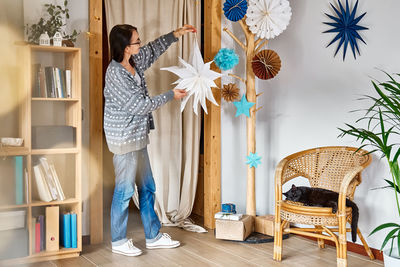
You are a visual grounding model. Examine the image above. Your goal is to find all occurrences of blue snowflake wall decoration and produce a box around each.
[246,152,261,168]
[323,0,368,60]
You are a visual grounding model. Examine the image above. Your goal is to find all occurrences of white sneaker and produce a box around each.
[146,233,180,249]
[112,239,142,256]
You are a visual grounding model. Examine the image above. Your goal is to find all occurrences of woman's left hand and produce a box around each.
[173,24,197,38]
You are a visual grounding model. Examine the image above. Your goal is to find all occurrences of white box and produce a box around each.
[0,210,26,231]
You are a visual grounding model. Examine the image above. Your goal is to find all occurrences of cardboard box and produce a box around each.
[215,215,254,241]
[254,215,275,236]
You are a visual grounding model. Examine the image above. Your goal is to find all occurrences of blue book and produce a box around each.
[60,213,71,248]
[71,213,77,248]
[15,156,23,205]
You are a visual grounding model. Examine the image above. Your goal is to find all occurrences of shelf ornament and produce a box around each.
[323,0,368,60]
[252,49,281,80]
[39,32,50,46]
[246,0,292,39]
[161,36,223,115]
[53,32,63,47]
[223,0,248,22]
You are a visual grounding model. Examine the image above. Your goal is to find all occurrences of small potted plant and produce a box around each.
[26,0,79,46]
[339,71,400,266]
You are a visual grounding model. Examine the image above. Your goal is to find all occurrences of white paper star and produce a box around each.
[161,38,223,115]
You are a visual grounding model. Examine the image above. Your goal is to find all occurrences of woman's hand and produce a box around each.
[173,24,197,38]
[173,89,187,100]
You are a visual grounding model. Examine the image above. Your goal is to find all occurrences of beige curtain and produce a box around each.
[104,0,203,231]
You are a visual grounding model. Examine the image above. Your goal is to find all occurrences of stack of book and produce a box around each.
[214,212,243,221]
[33,157,65,202]
[32,64,72,98]
[60,212,78,248]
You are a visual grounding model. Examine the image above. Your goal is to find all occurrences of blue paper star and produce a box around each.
[323,0,368,60]
[233,95,255,117]
[246,152,261,168]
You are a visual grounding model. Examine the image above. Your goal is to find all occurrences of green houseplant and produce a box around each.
[26,0,78,45]
[339,71,400,262]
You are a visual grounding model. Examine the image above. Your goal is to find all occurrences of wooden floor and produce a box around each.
[23,211,382,267]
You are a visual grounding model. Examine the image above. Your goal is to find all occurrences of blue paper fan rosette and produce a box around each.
[223,0,248,22]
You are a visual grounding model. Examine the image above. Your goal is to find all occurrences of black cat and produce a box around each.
[283,184,359,242]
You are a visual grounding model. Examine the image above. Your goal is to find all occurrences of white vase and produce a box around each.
[384,248,400,267]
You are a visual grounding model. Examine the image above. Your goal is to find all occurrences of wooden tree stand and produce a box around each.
[224,18,274,236]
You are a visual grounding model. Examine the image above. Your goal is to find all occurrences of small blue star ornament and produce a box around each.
[233,95,255,117]
[246,152,261,168]
[323,0,368,60]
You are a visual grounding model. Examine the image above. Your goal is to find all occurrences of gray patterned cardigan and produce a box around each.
[104,32,178,154]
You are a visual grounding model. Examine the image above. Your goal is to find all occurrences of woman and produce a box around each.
[104,24,196,256]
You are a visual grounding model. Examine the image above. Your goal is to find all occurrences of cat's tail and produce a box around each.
[346,199,359,242]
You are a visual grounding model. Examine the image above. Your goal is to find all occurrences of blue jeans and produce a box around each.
[111,147,161,246]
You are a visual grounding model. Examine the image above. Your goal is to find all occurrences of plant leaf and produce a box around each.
[380,228,400,251]
[370,223,400,236]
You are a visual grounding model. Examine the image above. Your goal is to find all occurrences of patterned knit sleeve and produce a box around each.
[104,67,174,115]
[133,31,178,72]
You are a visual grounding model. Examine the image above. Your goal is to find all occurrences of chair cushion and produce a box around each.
[280,200,352,226]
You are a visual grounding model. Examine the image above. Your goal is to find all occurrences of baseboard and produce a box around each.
[300,235,383,261]
[82,235,90,246]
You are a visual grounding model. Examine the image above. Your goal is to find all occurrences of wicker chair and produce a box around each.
[273,146,374,267]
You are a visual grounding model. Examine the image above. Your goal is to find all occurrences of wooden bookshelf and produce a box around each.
[0,44,82,264]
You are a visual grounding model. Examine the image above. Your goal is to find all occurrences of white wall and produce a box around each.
[221,0,400,249]
[23,0,90,235]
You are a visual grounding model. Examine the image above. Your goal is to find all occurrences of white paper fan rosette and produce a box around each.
[246,0,292,39]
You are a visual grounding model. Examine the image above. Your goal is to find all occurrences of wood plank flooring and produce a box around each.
[22,211,383,267]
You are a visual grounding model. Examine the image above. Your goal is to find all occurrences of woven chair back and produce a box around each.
[281,147,370,198]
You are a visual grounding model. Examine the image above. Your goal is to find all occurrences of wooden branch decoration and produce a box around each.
[228,73,246,85]
[223,28,246,51]
[256,92,264,97]
[255,38,263,47]
[255,106,263,112]
[255,39,269,53]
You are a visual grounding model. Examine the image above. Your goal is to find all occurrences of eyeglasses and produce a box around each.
[129,40,141,46]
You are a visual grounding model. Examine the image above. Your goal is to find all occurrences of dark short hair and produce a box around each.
[109,24,138,67]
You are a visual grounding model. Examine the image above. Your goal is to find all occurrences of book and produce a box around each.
[60,213,71,248]
[38,66,47,97]
[35,218,40,253]
[65,69,71,98]
[32,63,41,97]
[15,156,23,205]
[214,212,243,221]
[39,157,59,201]
[24,168,28,203]
[38,215,45,251]
[49,164,65,201]
[54,67,63,98]
[33,165,52,202]
[45,206,59,251]
[71,213,77,248]
[44,67,55,98]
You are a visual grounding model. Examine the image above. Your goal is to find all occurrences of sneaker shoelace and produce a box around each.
[127,239,135,249]
[162,233,172,242]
